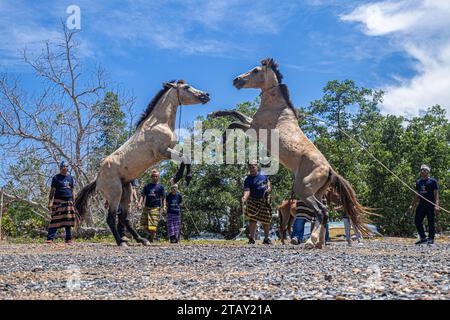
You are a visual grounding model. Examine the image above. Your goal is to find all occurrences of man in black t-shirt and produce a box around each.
[407,165,440,245]
[47,161,76,243]
[138,170,165,242]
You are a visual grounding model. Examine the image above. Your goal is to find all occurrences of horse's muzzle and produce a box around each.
[233,77,245,89]
[199,93,210,104]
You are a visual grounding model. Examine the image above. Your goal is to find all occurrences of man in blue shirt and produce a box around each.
[46,160,76,244]
[242,163,272,245]
[407,164,440,245]
[165,184,183,243]
[138,170,165,242]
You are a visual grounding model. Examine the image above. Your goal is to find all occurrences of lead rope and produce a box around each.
[231,200,247,241]
[176,87,182,144]
[306,114,449,214]
[181,201,201,235]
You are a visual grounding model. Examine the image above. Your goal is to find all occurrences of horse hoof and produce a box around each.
[141,239,151,246]
[304,241,315,250]
[119,242,129,247]
[315,243,324,249]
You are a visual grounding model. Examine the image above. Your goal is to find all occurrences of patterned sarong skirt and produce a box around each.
[167,213,182,238]
[48,198,76,229]
[295,200,316,222]
[245,196,272,225]
[140,207,161,232]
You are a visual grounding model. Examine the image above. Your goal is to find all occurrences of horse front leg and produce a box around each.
[208,110,253,125]
[223,121,251,153]
[173,162,186,185]
[185,163,192,186]
[162,147,191,185]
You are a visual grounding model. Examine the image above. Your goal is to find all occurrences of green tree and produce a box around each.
[90,92,128,170]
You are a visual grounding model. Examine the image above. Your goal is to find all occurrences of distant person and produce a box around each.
[46,161,76,244]
[342,212,363,246]
[328,189,363,246]
[138,170,165,242]
[242,164,272,245]
[407,165,440,245]
[165,184,182,243]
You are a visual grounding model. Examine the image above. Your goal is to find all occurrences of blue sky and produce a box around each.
[1,0,449,126]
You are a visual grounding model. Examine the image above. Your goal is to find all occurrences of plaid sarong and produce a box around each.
[140,207,161,232]
[295,200,316,222]
[48,198,76,229]
[245,196,272,225]
[167,213,182,239]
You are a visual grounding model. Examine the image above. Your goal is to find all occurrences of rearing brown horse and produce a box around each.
[210,58,371,249]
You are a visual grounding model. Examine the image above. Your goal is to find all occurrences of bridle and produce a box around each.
[259,65,280,97]
[174,85,183,144]
[177,86,183,106]
[260,84,280,97]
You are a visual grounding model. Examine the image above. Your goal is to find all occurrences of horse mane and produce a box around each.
[261,58,299,119]
[135,80,176,128]
[279,84,299,119]
[262,58,284,84]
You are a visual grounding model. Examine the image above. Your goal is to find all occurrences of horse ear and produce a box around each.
[163,82,176,88]
[261,58,273,66]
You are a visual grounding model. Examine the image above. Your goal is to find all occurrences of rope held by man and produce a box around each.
[306,114,448,214]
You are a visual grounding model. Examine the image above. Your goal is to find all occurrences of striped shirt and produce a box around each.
[295,200,315,221]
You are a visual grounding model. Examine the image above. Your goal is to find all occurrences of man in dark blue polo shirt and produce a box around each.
[407,165,440,245]
[242,164,272,245]
[138,170,165,242]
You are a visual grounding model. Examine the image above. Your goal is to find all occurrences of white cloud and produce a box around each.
[341,0,450,118]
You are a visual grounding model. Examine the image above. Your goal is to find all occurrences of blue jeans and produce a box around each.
[47,226,72,241]
[292,217,307,241]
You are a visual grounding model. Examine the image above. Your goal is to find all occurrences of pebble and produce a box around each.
[0,238,448,299]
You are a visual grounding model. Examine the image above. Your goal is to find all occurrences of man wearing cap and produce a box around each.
[46,160,76,244]
[138,170,165,242]
[407,165,440,245]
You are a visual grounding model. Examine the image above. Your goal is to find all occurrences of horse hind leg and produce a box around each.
[120,183,150,246]
[100,178,125,246]
[314,198,329,249]
[293,166,329,250]
[302,195,329,249]
[104,200,125,247]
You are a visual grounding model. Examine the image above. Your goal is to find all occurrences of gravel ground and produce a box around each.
[0,237,448,300]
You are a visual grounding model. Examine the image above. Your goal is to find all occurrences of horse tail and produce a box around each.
[278,207,284,241]
[74,180,97,225]
[329,169,373,236]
